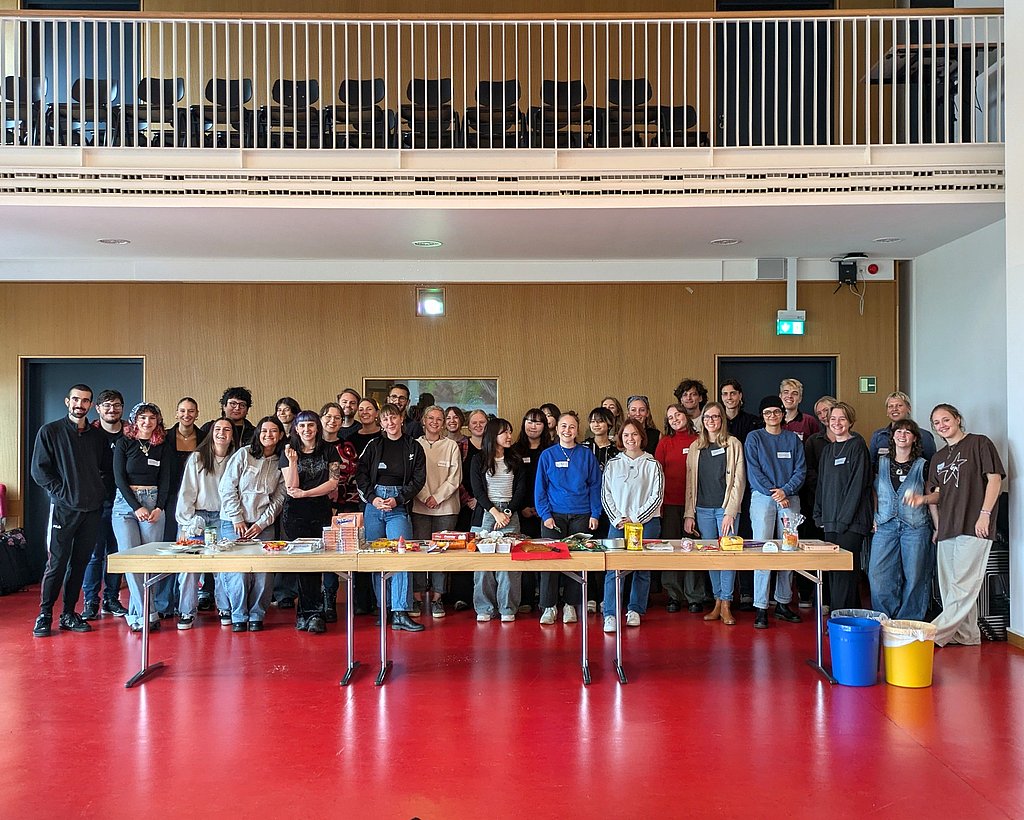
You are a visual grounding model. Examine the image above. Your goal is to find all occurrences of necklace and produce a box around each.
[177,427,195,440]
[138,440,151,456]
[559,445,573,466]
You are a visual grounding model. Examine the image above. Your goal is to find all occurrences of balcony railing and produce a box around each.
[0,12,1005,151]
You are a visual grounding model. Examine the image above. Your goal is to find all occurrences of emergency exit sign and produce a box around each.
[859,376,877,394]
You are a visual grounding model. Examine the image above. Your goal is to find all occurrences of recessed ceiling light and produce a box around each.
[411,239,443,248]
[97,238,131,245]
[709,238,741,246]
[873,236,903,244]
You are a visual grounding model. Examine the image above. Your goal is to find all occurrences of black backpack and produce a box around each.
[0,528,33,595]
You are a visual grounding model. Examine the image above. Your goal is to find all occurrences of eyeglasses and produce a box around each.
[762,409,783,416]
[225,400,248,409]
[99,402,123,410]
[322,414,343,421]
[703,414,723,421]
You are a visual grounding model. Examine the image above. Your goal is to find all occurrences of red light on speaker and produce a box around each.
[867,263,879,275]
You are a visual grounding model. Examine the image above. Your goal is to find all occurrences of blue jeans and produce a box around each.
[749,491,799,609]
[365,485,413,612]
[113,488,175,628]
[81,498,121,604]
[603,518,660,616]
[868,517,933,620]
[219,519,274,623]
[473,509,521,616]
[697,506,739,602]
[177,510,222,617]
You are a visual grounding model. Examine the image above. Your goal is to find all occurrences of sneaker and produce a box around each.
[81,601,100,621]
[625,610,641,627]
[754,608,769,629]
[408,603,422,618]
[59,612,92,633]
[219,610,232,626]
[562,604,578,624]
[500,613,516,623]
[587,600,597,614]
[197,594,215,612]
[33,613,52,638]
[295,616,309,632]
[431,601,445,619]
[798,598,813,609]
[539,607,557,625]
[518,604,533,614]
[102,598,128,616]
[476,612,493,622]
[177,615,195,631]
[603,616,617,633]
[306,615,326,634]
[453,600,470,612]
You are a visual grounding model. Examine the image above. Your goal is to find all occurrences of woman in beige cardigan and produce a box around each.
[683,402,747,625]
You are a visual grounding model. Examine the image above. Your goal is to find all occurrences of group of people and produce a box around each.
[30,377,1002,648]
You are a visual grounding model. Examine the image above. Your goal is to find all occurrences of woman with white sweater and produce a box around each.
[218,416,287,632]
[174,418,236,630]
[601,418,665,632]
[412,405,463,618]
[684,402,747,626]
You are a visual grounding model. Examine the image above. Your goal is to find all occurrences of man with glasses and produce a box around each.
[868,391,936,468]
[335,388,361,440]
[743,395,807,630]
[203,386,256,448]
[30,384,106,637]
[388,383,423,439]
[81,390,128,620]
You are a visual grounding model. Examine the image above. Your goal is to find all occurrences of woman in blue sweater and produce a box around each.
[534,412,602,625]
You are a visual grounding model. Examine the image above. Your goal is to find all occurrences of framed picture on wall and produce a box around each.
[363,378,499,417]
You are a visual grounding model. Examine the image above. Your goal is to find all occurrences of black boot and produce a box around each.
[323,589,338,623]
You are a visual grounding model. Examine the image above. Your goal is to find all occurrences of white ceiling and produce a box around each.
[0,198,1005,265]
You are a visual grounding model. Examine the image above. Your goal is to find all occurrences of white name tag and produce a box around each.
[878,447,890,456]
[438,460,450,467]
[522,456,531,464]
[555,460,569,468]
[778,451,792,459]
[795,433,804,441]
[899,475,906,483]
[682,448,689,455]
[147,458,160,467]
[937,462,945,471]
[711,448,725,456]
[834,457,846,466]
[378,462,387,469]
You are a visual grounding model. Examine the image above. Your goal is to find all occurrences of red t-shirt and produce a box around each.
[655,430,699,506]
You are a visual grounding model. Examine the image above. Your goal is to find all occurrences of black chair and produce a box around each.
[191,78,253,148]
[529,79,593,148]
[655,104,709,147]
[47,78,118,146]
[400,78,461,149]
[325,78,397,148]
[464,80,526,148]
[259,79,321,148]
[115,78,187,147]
[2,76,46,146]
[599,78,657,147]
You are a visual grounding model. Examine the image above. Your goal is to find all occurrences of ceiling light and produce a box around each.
[411,239,443,248]
[873,236,903,244]
[97,238,131,245]
[709,238,741,246]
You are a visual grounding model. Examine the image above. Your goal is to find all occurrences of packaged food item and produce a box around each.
[719,535,744,551]
[780,513,804,551]
[624,522,644,551]
[680,539,695,552]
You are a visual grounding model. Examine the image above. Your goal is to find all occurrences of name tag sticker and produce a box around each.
[777,451,792,459]
[937,462,945,471]
[147,458,160,467]
[795,433,804,441]
[682,448,689,455]
[834,457,847,466]
[555,460,570,468]
[522,457,531,464]
[878,447,890,456]
[711,448,725,456]
[899,475,906,483]
[438,460,450,467]
[378,462,387,469]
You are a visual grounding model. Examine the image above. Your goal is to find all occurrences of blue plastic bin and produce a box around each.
[827,617,882,686]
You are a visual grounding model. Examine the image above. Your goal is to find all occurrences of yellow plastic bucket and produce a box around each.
[881,619,937,688]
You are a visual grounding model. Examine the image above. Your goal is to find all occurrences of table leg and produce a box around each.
[340,571,359,686]
[803,568,837,684]
[580,571,590,686]
[615,569,627,684]
[375,570,392,686]
[125,572,165,688]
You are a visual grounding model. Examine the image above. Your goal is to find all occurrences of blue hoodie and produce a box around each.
[534,443,603,520]
[743,428,806,498]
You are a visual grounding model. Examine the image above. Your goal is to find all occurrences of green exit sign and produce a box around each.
[859,376,877,394]
[776,319,805,336]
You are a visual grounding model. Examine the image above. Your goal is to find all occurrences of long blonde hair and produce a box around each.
[693,401,731,450]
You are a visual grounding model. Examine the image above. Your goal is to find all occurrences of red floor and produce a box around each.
[2,587,1021,819]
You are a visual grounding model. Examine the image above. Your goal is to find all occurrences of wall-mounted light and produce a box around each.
[416,287,446,317]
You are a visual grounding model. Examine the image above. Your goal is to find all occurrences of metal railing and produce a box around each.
[0,13,1005,150]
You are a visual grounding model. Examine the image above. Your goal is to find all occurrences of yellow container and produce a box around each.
[881,619,937,688]
[624,522,643,551]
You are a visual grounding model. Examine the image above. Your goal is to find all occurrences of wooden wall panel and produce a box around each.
[0,278,896,522]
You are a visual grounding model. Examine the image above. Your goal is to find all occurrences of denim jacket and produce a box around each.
[874,456,930,528]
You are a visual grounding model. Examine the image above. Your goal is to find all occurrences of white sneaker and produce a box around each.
[603,616,617,633]
[587,600,597,614]
[476,612,492,622]
[539,607,557,625]
[500,613,516,623]
[563,604,578,624]
[626,610,641,627]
